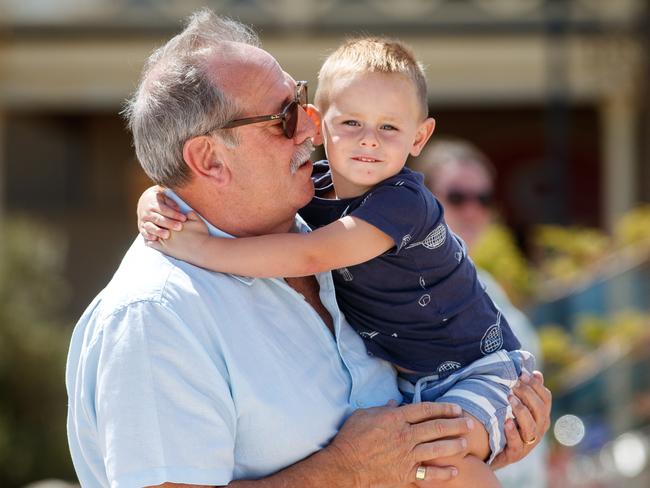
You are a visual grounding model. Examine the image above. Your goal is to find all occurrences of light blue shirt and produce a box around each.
[66,193,401,488]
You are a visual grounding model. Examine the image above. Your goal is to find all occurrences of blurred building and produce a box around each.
[0,0,648,314]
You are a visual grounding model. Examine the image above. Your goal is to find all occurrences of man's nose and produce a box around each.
[293,105,317,142]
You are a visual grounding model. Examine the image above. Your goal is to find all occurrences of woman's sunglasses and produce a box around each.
[220,81,308,139]
[446,189,494,207]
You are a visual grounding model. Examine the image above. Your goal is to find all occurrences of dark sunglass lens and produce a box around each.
[447,191,466,206]
[283,101,298,138]
[478,193,494,207]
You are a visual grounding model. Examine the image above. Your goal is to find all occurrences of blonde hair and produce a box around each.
[315,37,429,119]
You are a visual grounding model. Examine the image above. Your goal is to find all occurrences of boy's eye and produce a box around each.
[380,124,398,131]
[342,120,360,127]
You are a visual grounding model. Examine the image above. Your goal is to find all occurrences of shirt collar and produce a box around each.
[164,189,311,285]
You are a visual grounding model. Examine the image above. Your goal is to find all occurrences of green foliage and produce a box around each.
[539,311,650,393]
[615,204,650,247]
[533,225,611,283]
[0,217,75,487]
[538,325,582,392]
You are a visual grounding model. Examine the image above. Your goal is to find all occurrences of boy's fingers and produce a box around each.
[142,222,171,240]
[141,231,158,242]
[161,195,187,221]
[161,194,182,211]
[150,213,182,232]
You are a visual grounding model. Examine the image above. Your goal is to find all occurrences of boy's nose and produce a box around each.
[359,129,379,148]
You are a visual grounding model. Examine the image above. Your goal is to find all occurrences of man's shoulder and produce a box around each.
[89,237,231,321]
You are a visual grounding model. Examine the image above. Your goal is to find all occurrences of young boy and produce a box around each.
[139,38,534,486]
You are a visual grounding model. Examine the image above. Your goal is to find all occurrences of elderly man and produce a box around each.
[66,9,550,488]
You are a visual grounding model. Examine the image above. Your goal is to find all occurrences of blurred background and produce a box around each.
[0,0,648,486]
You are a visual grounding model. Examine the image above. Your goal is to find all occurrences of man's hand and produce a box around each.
[328,401,471,487]
[491,370,552,470]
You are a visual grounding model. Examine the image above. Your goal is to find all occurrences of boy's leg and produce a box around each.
[423,411,500,487]
[461,411,491,461]
[424,451,501,488]
[416,351,534,480]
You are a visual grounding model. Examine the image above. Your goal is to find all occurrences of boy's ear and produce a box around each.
[182,135,232,187]
[410,117,436,157]
[306,104,324,146]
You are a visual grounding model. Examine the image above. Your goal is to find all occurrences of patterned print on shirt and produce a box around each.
[360,330,379,339]
[406,224,447,250]
[436,361,462,374]
[399,234,412,251]
[336,267,354,282]
[418,294,431,307]
[480,312,504,355]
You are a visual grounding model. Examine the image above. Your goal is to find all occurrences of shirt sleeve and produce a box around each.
[95,301,236,488]
[349,180,441,252]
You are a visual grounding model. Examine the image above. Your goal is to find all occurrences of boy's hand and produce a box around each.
[147,212,212,264]
[137,186,187,241]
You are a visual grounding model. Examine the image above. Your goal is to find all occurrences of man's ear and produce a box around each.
[182,135,231,186]
[306,104,324,146]
[410,117,436,157]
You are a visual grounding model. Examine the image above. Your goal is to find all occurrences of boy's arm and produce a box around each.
[150,213,394,278]
[137,185,187,241]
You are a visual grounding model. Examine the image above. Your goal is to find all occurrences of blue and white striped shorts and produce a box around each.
[398,349,535,464]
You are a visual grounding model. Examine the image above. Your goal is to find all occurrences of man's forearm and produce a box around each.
[154,402,472,488]
[228,444,358,488]
[152,447,356,488]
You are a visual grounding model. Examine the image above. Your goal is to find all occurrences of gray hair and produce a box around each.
[123,9,260,188]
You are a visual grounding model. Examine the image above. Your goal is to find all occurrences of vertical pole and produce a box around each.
[544,0,570,225]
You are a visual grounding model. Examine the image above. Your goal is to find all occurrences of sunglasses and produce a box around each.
[446,190,494,207]
[220,81,308,139]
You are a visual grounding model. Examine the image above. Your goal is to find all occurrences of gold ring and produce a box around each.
[415,465,427,480]
[525,436,537,445]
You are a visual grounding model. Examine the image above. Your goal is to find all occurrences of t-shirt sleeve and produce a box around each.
[95,301,236,488]
[350,180,441,252]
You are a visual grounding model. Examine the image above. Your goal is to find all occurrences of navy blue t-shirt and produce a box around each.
[299,161,520,375]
